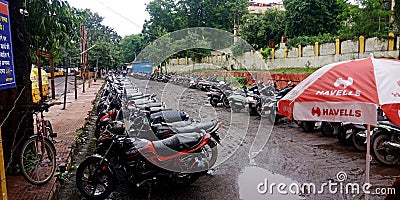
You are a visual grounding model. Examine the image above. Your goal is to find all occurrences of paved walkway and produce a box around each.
[5,79,103,200]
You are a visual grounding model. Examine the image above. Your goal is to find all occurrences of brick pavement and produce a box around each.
[5,79,103,200]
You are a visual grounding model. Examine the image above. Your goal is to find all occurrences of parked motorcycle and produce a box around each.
[371,120,400,166]
[207,83,232,108]
[267,81,296,123]
[228,86,248,113]
[337,122,367,151]
[76,122,214,199]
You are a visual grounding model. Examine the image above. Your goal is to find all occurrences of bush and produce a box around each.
[260,48,272,59]
[286,33,336,48]
[234,76,248,85]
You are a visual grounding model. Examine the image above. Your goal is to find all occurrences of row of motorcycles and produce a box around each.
[76,74,222,199]
[317,110,400,167]
[143,72,399,168]
[207,80,295,124]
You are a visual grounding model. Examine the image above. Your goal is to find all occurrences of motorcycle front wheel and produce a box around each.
[222,97,230,108]
[371,133,400,166]
[351,132,366,152]
[76,157,115,199]
[210,96,219,107]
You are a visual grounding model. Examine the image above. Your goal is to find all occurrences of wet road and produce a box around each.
[58,77,400,200]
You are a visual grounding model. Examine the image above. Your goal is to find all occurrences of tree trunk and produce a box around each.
[0,0,33,168]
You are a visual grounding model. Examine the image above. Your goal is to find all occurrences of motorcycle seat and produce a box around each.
[126,94,151,100]
[152,132,204,155]
[135,102,164,109]
[154,120,193,128]
[378,121,400,129]
[125,90,142,96]
[172,121,217,134]
[150,111,188,123]
[130,99,156,105]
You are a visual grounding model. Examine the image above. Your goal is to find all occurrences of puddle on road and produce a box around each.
[238,166,304,200]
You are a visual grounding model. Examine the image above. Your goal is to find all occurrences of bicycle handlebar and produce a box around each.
[32,102,55,113]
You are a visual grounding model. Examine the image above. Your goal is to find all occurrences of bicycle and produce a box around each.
[19,102,57,185]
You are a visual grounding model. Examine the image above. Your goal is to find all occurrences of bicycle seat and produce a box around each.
[32,103,54,113]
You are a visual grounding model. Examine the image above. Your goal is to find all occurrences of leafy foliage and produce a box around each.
[283,0,343,37]
[119,34,145,63]
[26,0,80,64]
[286,33,337,48]
[337,0,392,38]
[76,9,122,70]
[239,9,285,49]
[142,0,248,44]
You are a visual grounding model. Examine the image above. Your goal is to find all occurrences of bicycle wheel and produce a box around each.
[20,136,57,186]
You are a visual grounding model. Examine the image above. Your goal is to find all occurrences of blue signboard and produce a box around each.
[131,62,153,73]
[0,0,15,90]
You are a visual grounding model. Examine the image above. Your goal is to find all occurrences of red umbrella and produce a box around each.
[278,56,400,197]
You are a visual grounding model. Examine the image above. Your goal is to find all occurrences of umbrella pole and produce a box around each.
[365,124,371,200]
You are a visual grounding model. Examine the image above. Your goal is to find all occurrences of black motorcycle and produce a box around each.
[337,122,367,151]
[371,120,400,166]
[207,83,232,108]
[228,86,248,113]
[76,122,215,199]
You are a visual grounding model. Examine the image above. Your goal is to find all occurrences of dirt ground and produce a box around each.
[58,77,400,200]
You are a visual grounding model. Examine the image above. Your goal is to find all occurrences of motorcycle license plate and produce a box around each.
[315,122,322,126]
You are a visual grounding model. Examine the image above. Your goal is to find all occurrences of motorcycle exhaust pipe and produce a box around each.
[382,141,400,150]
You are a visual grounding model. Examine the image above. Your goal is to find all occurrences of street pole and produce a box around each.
[95,58,98,82]
[37,49,43,102]
[0,128,7,200]
[50,52,55,99]
[63,59,69,110]
[74,66,77,100]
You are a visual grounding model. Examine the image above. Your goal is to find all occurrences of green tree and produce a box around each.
[142,0,248,41]
[239,9,285,49]
[26,0,80,64]
[142,0,187,42]
[283,0,342,37]
[119,34,145,63]
[337,0,392,38]
[76,9,122,70]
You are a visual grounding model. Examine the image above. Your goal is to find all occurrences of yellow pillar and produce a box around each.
[186,57,188,65]
[168,59,171,65]
[0,128,8,200]
[284,46,288,58]
[177,57,180,65]
[388,32,395,51]
[298,45,302,57]
[359,35,365,53]
[335,39,340,54]
[206,56,209,63]
[271,48,275,59]
[314,42,319,56]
